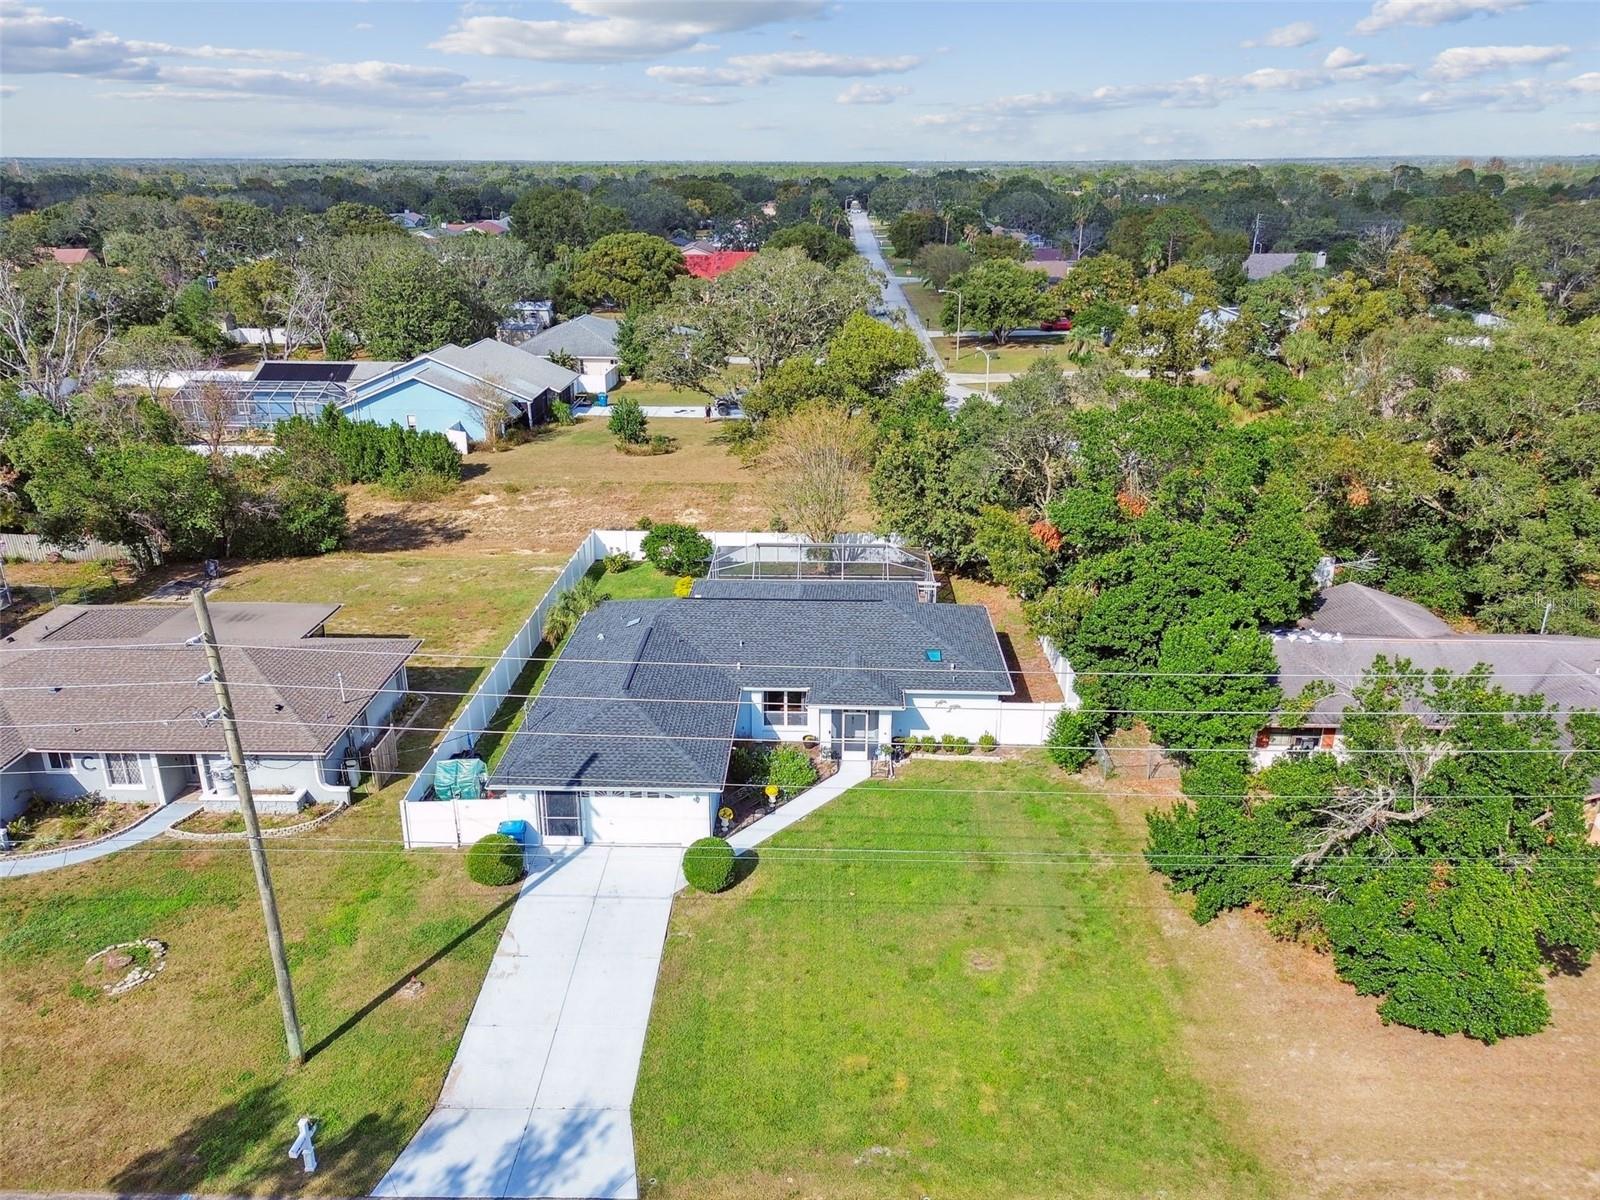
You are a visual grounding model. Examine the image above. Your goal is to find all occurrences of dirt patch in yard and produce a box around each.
[1090,737,1600,1200]
[945,575,1062,704]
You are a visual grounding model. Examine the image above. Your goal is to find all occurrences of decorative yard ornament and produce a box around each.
[289,1116,319,1173]
[764,785,779,800]
[718,805,734,833]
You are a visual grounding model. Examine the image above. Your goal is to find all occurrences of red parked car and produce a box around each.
[1039,316,1073,332]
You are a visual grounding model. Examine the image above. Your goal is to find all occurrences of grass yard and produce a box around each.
[933,335,1070,375]
[0,793,512,1194]
[603,379,733,408]
[634,756,1271,1200]
[215,551,565,775]
[901,280,947,328]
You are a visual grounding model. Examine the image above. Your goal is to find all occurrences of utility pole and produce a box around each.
[192,587,305,1067]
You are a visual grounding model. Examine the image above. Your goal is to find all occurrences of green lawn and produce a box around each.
[934,335,1070,374]
[902,280,947,328]
[634,756,1271,1200]
[0,795,511,1195]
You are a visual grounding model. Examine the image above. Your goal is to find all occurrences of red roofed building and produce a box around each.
[41,247,94,266]
[683,250,755,280]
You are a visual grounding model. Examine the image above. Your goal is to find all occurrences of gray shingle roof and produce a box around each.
[1272,586,1600,731]
[1304,583,1455,639]
[1244,251,1327,281]
[490,593,1013,790]
[1,603,416,766]
[516,314,620,360]
[421,339,579,400]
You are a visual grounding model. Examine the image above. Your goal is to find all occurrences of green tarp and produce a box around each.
[434,758,487,800]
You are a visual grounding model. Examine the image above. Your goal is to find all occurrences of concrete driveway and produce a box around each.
[376,845,680,1200]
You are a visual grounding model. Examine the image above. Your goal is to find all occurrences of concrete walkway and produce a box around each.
[728,759,872,852]
[0,801,202,878]
[375,844,681,1200]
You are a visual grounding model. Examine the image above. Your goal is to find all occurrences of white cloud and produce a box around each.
[724,50,921,77]
[1238,66,1327,91]
[1355,0,1526,35]
[1569,121,1600,134]
[645,64,759,86]
[1430,44,1570,80]
[1323,46,1366,70]
[835,82,909,105]
[1242,21,1318,49]
[353,22,374,32]
[0,3,303,77]
[1238,116,1294,130]
[1570,72,1600,93]
[432,0,825,64]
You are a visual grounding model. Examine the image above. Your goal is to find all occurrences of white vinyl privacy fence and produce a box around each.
[400,529,1078,848]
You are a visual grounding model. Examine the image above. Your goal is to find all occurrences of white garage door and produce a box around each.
[586,791,711,845]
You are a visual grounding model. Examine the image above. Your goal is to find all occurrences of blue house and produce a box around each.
[345,338,580,448]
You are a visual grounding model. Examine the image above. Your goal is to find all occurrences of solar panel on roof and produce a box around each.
[254,362,357,383]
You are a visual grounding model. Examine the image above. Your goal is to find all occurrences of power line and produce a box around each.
[4,637,1596,680]
[9,675,1598,724]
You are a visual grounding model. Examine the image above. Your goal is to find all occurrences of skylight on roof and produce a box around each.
[925,648,943,662]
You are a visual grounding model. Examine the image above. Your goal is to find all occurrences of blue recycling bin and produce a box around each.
[497,819,530,844]
[595,392,609,407]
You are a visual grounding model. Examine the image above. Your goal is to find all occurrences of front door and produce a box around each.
[841,711,870,760]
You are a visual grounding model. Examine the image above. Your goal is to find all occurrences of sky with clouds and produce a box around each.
[1,0,1596,160]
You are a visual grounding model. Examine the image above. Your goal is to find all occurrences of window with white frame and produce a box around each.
[761,690,807,727]
[44,751,72,771]
[105,753,144,788]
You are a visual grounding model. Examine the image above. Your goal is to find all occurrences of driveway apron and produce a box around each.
[375,844,679,1200]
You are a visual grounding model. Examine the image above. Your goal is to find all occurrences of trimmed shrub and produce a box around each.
[551,398,575,426]
[941,733,959,753]
[683,836,737,893]
[767,744,819,796]
[953,735,973,756]
[642,522,713,577]
[608,395,648,445]
[978,732,998,753]
[466,833,524,886]
[674,574,695,598]
[602,552,632,574]
[919,734,939,754]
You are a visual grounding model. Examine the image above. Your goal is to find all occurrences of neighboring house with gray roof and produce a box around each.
[345,337,579,447]
[1257,582,1600,769]
[1,602,417,821]
[516,314,622,395]
[1243,250,1327,281]
[488,575,1014,845]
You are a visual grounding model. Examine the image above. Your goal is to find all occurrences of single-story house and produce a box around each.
[486,573,1014,845]
[516,314,622,395]
[1,602,417,821]
[1257,582,1600,769]
[1243,251,1328,282]
[39,247,95,266]
[347,338,580,446]
[1024,258,1074,281]
[388,210,429,229]
[680,239,720,256]
[1032,246,1066,262]
[683,250,756,280]
[442,218,510,236]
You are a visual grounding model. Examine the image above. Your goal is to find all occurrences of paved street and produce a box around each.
[849,209,977,404]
